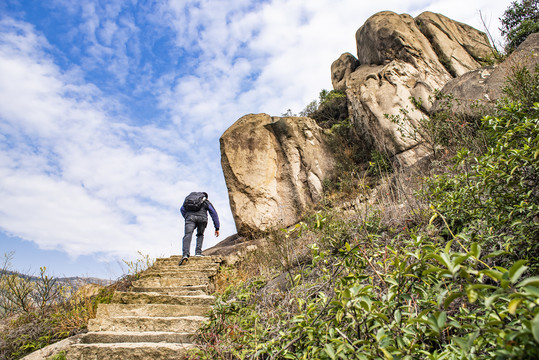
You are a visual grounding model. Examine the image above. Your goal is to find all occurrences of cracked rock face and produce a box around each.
[432,33,539,117]
[331,52,360,92]
[220,114,335,235]
[332,11,492,164]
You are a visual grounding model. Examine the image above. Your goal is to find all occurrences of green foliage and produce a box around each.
[301,89,348,129]
[196,212,539,359]
[426,100,539,268]
[367,150,393,176]
[193,279,267,359]
[502,64,539,109]
[500,0,539,53]
[49,351,67,360]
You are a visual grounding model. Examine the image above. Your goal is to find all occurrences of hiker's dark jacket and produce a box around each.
[180,200,220,230]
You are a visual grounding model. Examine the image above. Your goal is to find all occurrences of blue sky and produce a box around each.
[0,0,510,280]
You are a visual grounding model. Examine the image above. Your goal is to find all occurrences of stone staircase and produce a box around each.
[66,256,222,359]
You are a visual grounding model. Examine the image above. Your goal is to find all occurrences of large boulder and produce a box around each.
[432,33,539,116]
[415,12,493,77]
[335,11,492,164]
[331,53,360,92]
[220,114,336,235]
[355,11,449,85]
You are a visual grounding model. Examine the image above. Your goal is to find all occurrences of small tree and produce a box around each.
[500,0,539,53]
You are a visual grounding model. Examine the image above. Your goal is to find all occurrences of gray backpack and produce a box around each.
[183,192,206,212]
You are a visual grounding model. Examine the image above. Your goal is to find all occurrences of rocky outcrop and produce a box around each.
[415,12,492,77]
[355,11,450,84]
[432,33,539,116]
[220,114,335,235]
[332,11,492,163]
[331,53,360,92]
[203,234,266,266]
[220,11,497,235]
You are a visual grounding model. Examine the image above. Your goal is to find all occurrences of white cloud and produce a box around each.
[153,0,511,138]
[0,17,233,264]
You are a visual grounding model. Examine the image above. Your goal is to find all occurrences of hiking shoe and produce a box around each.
[179,256,189,266]
[195,253,204,257]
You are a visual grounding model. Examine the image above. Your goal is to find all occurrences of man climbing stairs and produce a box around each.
[66,256,222,359]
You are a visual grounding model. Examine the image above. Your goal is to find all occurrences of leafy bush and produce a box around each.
[500,0,539,53]
[301,90,348,129]
[195,210,539,359]
[426,66,539,268]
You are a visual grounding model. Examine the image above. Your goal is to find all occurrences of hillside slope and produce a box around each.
[194,14,539,360]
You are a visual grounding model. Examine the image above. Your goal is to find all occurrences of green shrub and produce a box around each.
[304,90,348,129]
[426,101,538,268]
[195,214,539,359]
[367,150,393,176]
[500,0,539,53]
[50,351,66,360]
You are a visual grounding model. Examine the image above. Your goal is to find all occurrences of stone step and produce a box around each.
[67,342,194,360]
[131,286,208,296]
[96,303,210,318]
[150,261,220,270]
[140,267,219,278]
[139,269,217,279]
[88,315,206,332]
[133,276,210,288]
[155,256,221,266]
[80,331,195,344]
[112,291,215,306]
[61,254,222,359]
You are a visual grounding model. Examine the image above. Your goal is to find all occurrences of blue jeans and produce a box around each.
[182,215,207,256]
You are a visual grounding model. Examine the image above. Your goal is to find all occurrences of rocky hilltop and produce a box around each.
[334,11,492,164]
[221,10,500,235]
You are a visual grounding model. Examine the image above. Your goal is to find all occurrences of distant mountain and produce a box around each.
[0,270,112,288]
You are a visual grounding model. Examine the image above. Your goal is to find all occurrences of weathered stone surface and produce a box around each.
[155,255,220,265]
[345,61,434,156]
[132,276,210,288]
[139,267,218,278]
[88,315,206,333]
[96,303,210,318]
[415,12,492,76]
[131,286,208,295]
[112,291,214,305]
[356,11,450,85]
[204,234,266,265]
[21,335,84,360]
[80,331,194,344]
[220,114,336,234]
[68,343,193,360]
[336,10,492,163]
[39,255,223,360]
[432,33,539,117]
[331,52,360,91]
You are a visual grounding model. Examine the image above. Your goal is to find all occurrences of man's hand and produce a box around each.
[215,230,220,237]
